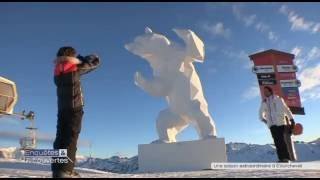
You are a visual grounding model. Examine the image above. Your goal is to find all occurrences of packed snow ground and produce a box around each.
[1,139,320,178]
[0,160,320,178]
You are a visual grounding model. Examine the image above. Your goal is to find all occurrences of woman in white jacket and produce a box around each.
[259,86,297,162]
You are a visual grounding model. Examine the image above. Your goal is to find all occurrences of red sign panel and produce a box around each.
[249,49,305,115]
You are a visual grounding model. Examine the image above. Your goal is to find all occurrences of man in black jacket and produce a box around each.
[51,46,100,178]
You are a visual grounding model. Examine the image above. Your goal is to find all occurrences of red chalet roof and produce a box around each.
[249,49,295,60]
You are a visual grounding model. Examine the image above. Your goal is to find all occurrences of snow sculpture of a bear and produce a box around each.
[125,27,217,143]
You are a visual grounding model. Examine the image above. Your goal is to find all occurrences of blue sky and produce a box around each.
[0,2,319,158]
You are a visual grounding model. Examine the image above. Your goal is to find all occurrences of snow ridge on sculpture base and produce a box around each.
[138,138,227,172]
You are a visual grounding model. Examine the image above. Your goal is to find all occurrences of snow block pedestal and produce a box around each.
[138,138,227,172]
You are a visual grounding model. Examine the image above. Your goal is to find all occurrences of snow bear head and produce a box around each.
[125,27,205,69]
[125,27,172,61]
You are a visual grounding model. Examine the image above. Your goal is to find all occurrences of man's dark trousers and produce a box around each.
[51,107,84,172]
[270,125,291,161]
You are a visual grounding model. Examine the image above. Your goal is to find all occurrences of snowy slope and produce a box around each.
[1,139,320,175]
[0,159,113,178]
[0,147,24,159]
[226,143,278,162]
[77,156,138,173]
[0,147,17,159]
[226,141,320,162]
[0,159,320,178]
[77,140,320,173]
[310,138,320,144]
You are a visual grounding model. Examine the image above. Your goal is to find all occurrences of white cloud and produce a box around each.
[244,14,257,27]
[298,64,320,92]
[291,46,302,57]
[232,4,279,42]
[289,13,314,31]
[244,57,254,69]
[312,23,320,34]
[291,46,320,101]
[307,47,320,61]
[301,86,320,102]
[242,85,260,101]
[255,48,267,53]
[232,5,257,27]
[268,31,278,41]
[279,4,289,14]
[201,22,231,38]
[279,5,319,34]
[291,46,304,69]
[212,22,231,38]
[291,46,320,70]
[255,22,269,33]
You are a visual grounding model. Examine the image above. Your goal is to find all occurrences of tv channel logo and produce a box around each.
[24,149,68,158]
[59,149,68,157]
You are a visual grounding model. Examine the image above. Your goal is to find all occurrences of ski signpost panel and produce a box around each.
[249,49,305,115]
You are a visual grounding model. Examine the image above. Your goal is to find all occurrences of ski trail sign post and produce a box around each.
[249,49,305,115]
